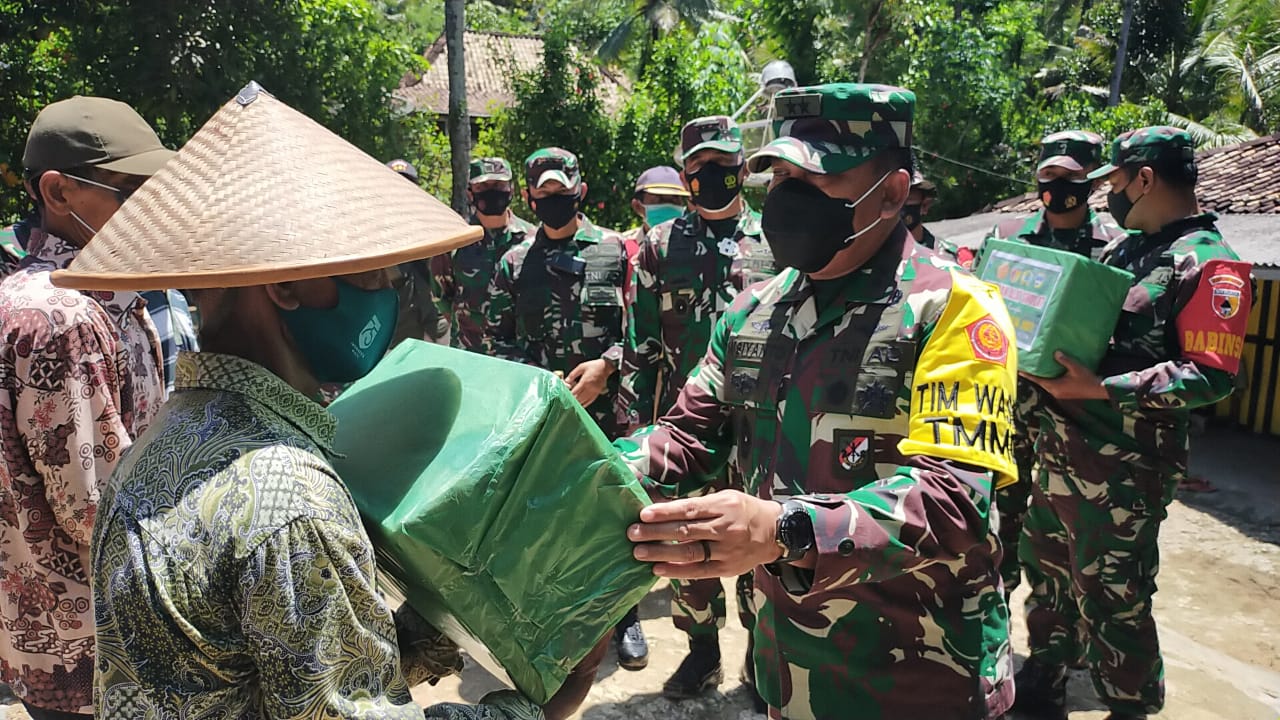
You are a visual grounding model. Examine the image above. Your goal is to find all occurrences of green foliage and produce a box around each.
[0,0,426,222]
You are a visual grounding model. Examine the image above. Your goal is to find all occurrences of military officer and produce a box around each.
[431,157,535,352]
[903,168,965,261]
[616,116,777,703]
[1015,127,1251,720]
[966,132,1128,601]
[481,148,647,669]
[617,83,1018,720]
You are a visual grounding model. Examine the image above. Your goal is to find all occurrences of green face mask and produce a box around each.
[281,279,400,384]
[643,203,684,228]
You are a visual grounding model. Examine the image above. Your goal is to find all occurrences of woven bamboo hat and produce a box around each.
[52,82,481,291]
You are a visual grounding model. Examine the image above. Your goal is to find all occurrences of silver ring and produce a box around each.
[700,540,712,564]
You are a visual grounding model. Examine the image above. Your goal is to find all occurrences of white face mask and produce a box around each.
[844,170,894,243]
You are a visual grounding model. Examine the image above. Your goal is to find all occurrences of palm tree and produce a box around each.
[597,0,718,71]
[1177,0,1280,133]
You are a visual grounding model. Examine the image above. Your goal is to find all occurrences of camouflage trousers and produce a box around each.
[1020,434,1176,716]
[995,380,1043,596]
[671,572,757,637]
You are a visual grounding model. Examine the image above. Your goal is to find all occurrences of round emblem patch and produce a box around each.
[966,316,1009,366]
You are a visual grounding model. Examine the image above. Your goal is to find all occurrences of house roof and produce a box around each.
[394,30,628,118]
[990,132,1280,216]
[952,132,1280,273]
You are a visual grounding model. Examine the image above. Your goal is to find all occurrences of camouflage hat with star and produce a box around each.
[1037,130,1105,173]
[525,147,582,189]
[910,168,937,195]
[680,116,744,163]
[1087,126,1196,179]
[746,83,914,175]
[469,157,514,184]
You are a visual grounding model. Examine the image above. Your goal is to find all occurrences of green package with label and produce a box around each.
[975,239,1134,378]
[327,339,654,704]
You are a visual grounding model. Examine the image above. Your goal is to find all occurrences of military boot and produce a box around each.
[1011,658,1067,719]
[662,633,723,699]
[614,605,648,670]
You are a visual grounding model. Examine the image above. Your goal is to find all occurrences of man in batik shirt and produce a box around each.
[0,96,168,720]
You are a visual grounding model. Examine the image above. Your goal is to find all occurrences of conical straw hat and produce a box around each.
[52,82,481,291]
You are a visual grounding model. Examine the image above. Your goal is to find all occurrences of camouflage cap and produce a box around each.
[525,147,582,189]
[680,116,743,163]
[1087,126,1196,179]
[746,83,914,175]
[469,157,514,184]
[1037,130,1105,173]
[386,158,418,181]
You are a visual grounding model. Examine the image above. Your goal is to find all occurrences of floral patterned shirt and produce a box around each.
[93,352,542,720]
[0,229,164,713]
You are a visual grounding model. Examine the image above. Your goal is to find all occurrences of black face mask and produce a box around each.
[531,192,580,230]
[688,163,743,212]
[900,203,924,230]
[1107,185,1144,229]
[1038,178,1093,215]
[762,179,861,274]
[473,188,512,216]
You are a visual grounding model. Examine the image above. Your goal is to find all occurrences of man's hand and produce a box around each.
[565,359,615,407]
[1021,351,1110,401]
[628,490,783,579]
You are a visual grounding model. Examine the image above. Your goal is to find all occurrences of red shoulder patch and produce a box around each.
[1177,259,1252,374]
[967,315,1009,366]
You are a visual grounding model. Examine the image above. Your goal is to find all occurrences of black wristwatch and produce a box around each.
[774,499,815,563]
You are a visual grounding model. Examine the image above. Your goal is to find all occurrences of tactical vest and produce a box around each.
[721,273,923,496]
[660,215,777,316]
[513,236,628,369]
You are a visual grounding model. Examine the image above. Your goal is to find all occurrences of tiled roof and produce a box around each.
[990,132,1280,216]
[394,30,628,118]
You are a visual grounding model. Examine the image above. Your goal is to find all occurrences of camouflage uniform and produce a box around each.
[0,219,30,279]
[618,84,1018,720]
[431,158,535,352]
[973,132,1127,597]
[483,149,629,438]
[1021,127,1251,716]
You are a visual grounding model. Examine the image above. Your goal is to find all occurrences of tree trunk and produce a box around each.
[859,0,886,83]
[445,0,469,215]
[1109,0,1135,107]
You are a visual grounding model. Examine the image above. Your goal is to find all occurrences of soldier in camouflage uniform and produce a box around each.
[615,116,778,702]
[481,148,647,669]
[0,219,30,278]
[971,132,1128,602]
[1015,127,1251,720]
[431,157,535,352]
[903,168,964,260]
[619,83,1018,720]
[386,159,450,345]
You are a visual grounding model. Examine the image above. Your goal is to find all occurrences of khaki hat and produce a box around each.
[23,96,175,176]
[52,82,480,292]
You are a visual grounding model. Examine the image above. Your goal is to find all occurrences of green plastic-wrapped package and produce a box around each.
[327,339,654,704]
[975,239,1134,378]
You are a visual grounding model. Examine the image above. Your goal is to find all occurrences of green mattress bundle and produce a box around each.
[975,239,1134,378]
[328,339,654,704]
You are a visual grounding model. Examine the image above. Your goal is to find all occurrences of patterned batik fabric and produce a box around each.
[0,229,163,713]
[92,352,542,720]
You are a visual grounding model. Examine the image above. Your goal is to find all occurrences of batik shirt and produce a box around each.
[617,208,776,427]
[617,226,1018,720]
[0,229,163,713]
[431,214,535,351]
[1037,213,1248,486]
[93,352,542,720]
[482,216,629,437]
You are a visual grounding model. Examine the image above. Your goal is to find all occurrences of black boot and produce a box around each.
[1103,714,1147,720]
[1011,658,1067,719]
[614,606,648,670]
[662,633,722,699]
